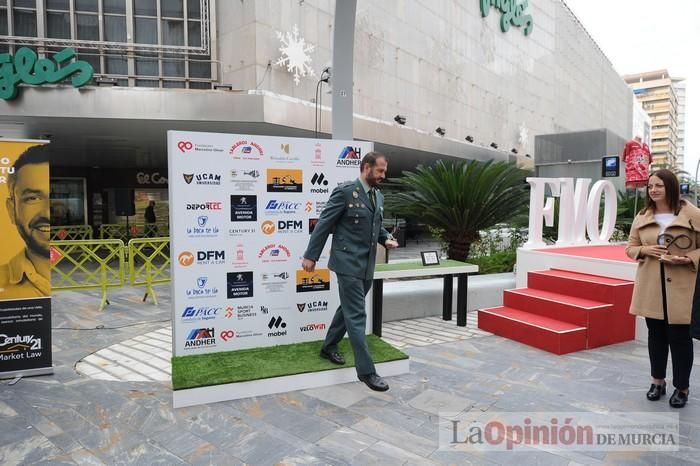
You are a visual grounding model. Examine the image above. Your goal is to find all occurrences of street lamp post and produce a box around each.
[695,158,700,206]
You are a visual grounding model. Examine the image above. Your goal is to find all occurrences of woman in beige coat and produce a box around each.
[626,169,700,408]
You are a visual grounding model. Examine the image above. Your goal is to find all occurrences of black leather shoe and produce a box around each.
[320,349,345,365]
[646,382,666,401]
[358,373,389,392]
[669,389,689,408]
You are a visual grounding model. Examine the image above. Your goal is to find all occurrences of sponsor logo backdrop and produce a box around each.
[168,131,373,356]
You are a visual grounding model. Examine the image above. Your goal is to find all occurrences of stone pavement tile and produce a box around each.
[408,388,476,415]
[105,441,189,465]
[47,431,84,455]
[70,425,144,463]
[429,449,500,465]
[182,406,259,452]
[0,400,18,417]
[233,395,341,443]
[351,417,437,457]
[350,398,429,432]
[281,449,353,466]
[315,427,377,462]
[353,440,439,465]
[277,390,366,427]
[151,426,244,466]
[0,432,65,466]
[225,430,299,465]
[68,448,107,466]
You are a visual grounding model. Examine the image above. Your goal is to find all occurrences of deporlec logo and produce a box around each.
[261,220,275,235]
[178,141,193,152]
[187,202,222,211]
[178,251,194,266]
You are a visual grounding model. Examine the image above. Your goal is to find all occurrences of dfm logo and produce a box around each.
[261,220,276,235]
[178,141,193,152]
[178,251,195,266]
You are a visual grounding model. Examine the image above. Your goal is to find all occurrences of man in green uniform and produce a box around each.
[0,145,51,299]
[302,152,398,391]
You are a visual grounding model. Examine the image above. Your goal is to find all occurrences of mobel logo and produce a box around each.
[0,47,94,100]
[524,177,617,248]
[480,0,534,36]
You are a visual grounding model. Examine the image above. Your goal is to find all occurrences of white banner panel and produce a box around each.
[168,131,373,356]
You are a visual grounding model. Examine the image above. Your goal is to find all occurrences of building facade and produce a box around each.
[624,69,681,169]
[673,78,687,170]
[1,0,633,229]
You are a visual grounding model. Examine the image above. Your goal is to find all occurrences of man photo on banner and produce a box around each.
[301,151,399,392]
[0,145,51,300]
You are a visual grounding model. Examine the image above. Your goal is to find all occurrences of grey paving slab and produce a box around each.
[315,427,377,462]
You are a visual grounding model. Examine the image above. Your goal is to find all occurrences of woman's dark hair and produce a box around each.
[642,169,681,214]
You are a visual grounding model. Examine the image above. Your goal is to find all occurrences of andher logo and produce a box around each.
[178,141,193,152]
[184,328,216,349]
[336,146,362,167]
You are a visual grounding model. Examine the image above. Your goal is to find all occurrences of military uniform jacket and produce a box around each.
[304,179,391,280]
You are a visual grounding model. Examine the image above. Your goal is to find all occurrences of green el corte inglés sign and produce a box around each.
[480,0,534,36]
[0,47,94,100]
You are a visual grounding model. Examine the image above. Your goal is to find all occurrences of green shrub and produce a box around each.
[469,250,517,274]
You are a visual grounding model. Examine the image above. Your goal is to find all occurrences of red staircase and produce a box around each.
[478,269,635,355]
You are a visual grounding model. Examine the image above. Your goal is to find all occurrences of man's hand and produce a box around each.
[384,239,399,249]
[302,258,316,272]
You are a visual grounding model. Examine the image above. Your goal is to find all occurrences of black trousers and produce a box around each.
[646,263,694,390]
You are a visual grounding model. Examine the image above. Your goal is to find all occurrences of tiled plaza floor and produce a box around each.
[1,284,700,465]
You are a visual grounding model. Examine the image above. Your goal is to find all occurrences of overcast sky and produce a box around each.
[564,0,699,175]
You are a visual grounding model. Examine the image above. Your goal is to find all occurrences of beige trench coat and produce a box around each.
[626,200,700,324]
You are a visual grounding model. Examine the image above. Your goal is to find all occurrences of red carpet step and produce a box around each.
[478,269,635,355]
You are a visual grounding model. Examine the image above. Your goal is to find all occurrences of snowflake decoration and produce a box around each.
[275,24,315,85]
[518,123,529,146]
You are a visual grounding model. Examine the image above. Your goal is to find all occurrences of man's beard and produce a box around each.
[17,219,50,258]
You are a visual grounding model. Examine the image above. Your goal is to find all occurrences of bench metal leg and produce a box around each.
[372,279,384,336]
[457,273,468,327]
[443,274,453,320]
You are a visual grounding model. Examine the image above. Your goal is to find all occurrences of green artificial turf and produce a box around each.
[375,259,472,272]
[171,335,408,390]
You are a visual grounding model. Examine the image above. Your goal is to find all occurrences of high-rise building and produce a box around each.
[623,70,680,169]
[673,78,687,170]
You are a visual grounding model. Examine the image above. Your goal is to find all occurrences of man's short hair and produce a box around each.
[360,151,386,172]
[8,144,50,195]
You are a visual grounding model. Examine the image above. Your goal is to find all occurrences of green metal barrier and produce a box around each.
[100,222,170,240]
[50,225,93,241]
[128,237,171,305]
[50,239,125,311]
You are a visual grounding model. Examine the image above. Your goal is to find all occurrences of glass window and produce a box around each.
[50,179,87,226]
[75,0,98,12]
[105,56,127,74]
[134,17,157,44]
[135,78,159,87]
[46,0,69,9]
[46,11,70,39]
[162,0,183,18]
[0,9,7,36]
[189,55,210,79]
[104,15,126,42]
[77,48,100,72]
[163,54,184,76]
[189,81,211,89]
[163,80,185,88]
[161,19,184,46]
[103,0,125,14]
[13,9,37,37]
[14,0,36,7]
[135,53,158,76]
[76,14,99,40]
[187,20,201,47]
[134,0,156,16]
[187,0,200,19]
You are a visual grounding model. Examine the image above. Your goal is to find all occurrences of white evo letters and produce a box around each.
[524,177,617,248]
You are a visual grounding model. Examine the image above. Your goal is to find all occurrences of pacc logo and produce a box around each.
[297,301,329,313]
[265,200,302,215]
[181,306,220,322]
[183,173,221,186]
[187,202,223,211]
[310,172,330,194]
[300,323,327,332]
[184,328,216,349]
[267,316,287,337]
[336,146,362,167]
[220,329,235,341]
[177,141,193,152]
